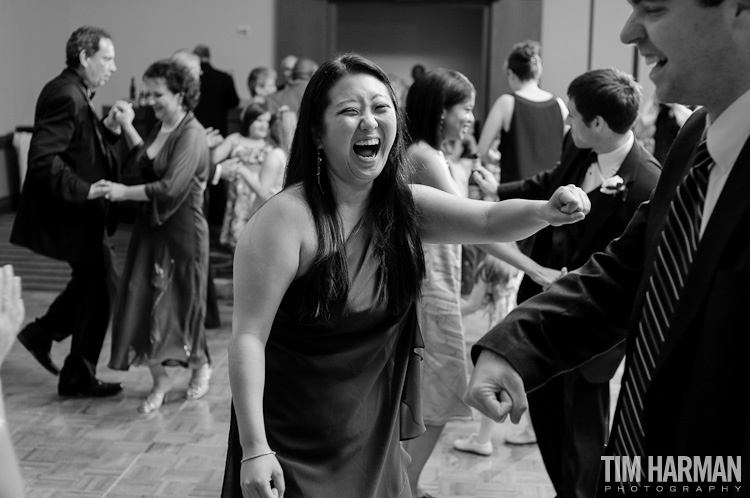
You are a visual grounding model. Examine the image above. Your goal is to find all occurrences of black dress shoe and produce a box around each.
[17,322,60,376]
[58,379,123,398]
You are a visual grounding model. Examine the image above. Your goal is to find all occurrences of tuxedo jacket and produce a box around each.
[474,108,750,475]
[11,68,120,263]
[497,135,661,382]
[194,63,239,136]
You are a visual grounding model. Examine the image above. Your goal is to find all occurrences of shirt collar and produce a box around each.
[706,87,750,174]
[595,130,634,178]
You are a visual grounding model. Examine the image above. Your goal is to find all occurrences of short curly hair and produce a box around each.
[143,59,201,111]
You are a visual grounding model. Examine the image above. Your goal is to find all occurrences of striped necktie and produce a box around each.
[610,138,713,470]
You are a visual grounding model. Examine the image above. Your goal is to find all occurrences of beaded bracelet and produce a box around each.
[240,450,276,464]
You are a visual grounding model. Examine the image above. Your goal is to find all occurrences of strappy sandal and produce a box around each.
[186,364,212,401]
[138,391,166,414]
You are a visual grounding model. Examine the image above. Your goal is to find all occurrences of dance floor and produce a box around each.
[0,213,617,498]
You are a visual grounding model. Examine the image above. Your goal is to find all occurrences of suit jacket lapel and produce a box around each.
[653,117,750,374]
[573,143,643,255]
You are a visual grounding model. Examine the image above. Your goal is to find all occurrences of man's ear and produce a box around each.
[79,50,89,68]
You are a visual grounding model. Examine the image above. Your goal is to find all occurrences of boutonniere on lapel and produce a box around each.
[600,175,628,200]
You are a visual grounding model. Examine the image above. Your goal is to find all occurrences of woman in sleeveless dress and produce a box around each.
[402,68,565,497]
[477,40,568,184]
[212,102,286,249]
[221,53,590,498]
[106,59,212,413]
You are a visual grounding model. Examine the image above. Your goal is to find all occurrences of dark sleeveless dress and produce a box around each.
[221,237,425,498]
[498,94,564,183]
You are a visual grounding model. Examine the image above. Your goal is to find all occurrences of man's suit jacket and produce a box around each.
[497,135,661,382]
[11,68,119,263]
[194,62,239,136]
[265,79,308,115]
[474,108,749,474]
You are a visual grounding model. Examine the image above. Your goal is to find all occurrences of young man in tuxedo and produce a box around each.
[472,68,660,498]
[467,0,750,495]
[11,26,128,397]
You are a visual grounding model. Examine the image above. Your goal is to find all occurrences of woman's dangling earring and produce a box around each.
[439,115,445,138]
[317,148,325,194]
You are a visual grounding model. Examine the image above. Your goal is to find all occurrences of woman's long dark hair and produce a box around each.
[284,53,424,320]
[404,68,475,149]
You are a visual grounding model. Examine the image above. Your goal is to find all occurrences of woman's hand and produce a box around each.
[543,185,590,226]
[240,453,285,498]
[88,179,111,200]
[220,158,242,180]
[525,264,564,290]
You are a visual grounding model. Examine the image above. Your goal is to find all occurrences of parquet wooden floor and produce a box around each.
[1,213,620,498]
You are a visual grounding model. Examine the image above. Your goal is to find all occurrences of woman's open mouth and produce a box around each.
[353,138,381,158]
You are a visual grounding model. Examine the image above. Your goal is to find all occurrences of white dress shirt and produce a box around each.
[701,87,750,238]
[580,131,635,193]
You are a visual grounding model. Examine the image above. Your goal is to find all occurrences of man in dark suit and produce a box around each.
[466,0,749,495]
[473,68,660,498]
[10,26,125,397]
[265,57,318,115]
[192,44,240,231]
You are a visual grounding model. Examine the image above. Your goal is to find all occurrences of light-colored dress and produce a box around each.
[417,159,472,425]
[219,141,273,248]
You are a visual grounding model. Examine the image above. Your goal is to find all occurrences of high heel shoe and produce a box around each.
[186,364,212,400]
[138,391,166,414]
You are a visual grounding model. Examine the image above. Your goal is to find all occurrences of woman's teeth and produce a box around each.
[354,138,380,158]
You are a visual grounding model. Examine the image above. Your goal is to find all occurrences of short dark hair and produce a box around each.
[567,68,642,134]
[247,67,274,97]
[143,59,201,112]
[405,68,475,149]
[240,102,269,137]
[506,40,542,82]
[65,26,111,69]
[193,44,210,61]
[411,64,426,80]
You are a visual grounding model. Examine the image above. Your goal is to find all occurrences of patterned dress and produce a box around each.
[219,141,273,248]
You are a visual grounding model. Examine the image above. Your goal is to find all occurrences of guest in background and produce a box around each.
[402,68,564,498]
[171,48,223,330]
[193,43,240,136]
[265,57,318,115]
[247,66,278,105]
[0,265,26,498]
[11,25,124,398]
[477,40,568,183]
[171,48,202,80]
[276,54,297,91]
[220,53,589,498]
[635,94,693,164]
[470,70,660,495]
[212,102,286,250]
[106,59,212,414]
[193,43,240,233]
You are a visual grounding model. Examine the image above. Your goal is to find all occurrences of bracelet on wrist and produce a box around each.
[240,450,276,464]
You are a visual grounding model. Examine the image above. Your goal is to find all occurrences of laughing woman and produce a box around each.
[221,53,589,498]
[106,59,212,413]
